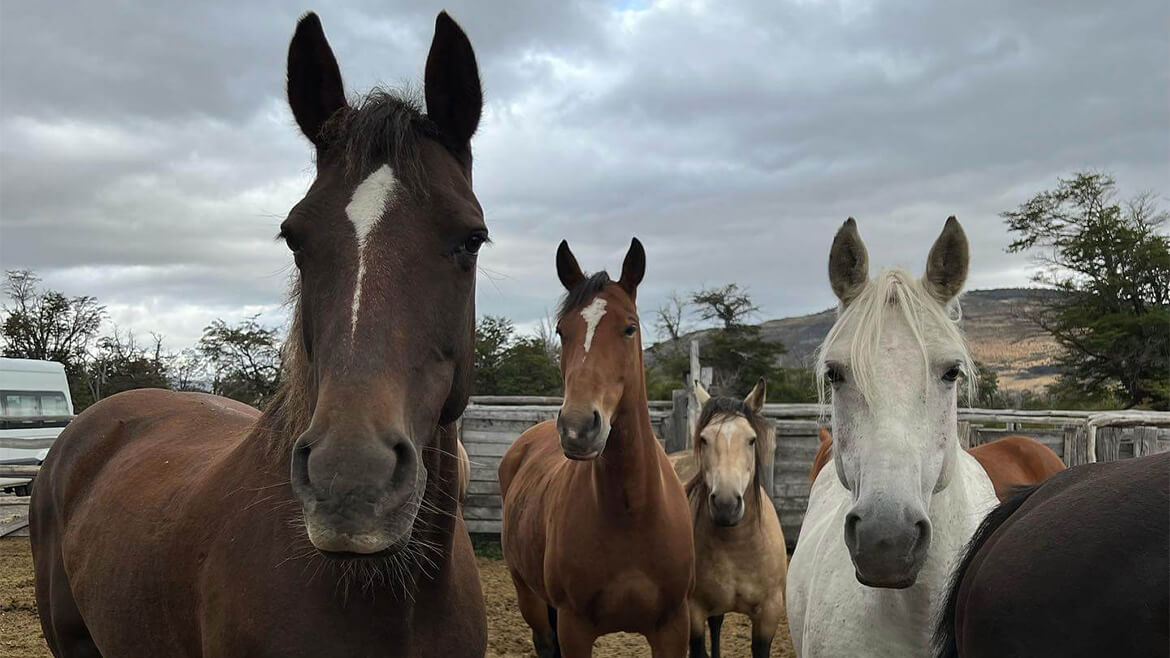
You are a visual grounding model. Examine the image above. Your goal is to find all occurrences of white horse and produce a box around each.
[786,217,998,657]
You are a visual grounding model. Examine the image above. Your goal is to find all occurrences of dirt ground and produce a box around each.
[1,538,794,657]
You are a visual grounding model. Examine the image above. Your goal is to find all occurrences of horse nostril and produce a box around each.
[591,410,601,430]
[734,493,743,506]
[844,511,860,546]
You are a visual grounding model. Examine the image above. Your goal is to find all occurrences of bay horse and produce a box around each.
[670,379,788,658]
[786,217,999,657]
[935,452,1169,657]
[498,239,694,657]
[811,432,1066,501]
[31,12,489,657]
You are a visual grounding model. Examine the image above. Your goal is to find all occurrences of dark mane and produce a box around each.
[557,271,612,320]
[684,395,774,525]
[320,88,456,195]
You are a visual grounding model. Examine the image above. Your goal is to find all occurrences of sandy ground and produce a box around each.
[1,538,794,657]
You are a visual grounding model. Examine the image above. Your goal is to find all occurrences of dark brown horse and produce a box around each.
[31,12,488,657]
[935,452,1169,658]
[498,239,695,657]
[811,431,1066,501]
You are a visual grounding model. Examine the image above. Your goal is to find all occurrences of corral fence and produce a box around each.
[2,402,1168,544]
[460,396,1170,547]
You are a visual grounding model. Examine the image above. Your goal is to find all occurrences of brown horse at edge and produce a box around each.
[499,239,695,657]
[31,12,489,657]
[812,428,1066,500]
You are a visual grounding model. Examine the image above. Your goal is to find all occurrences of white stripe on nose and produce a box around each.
[580,297,607,355]
[345,165,399,337]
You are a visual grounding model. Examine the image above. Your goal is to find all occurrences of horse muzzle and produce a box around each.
[843,503,932,589]
[290,428,424,556]
[709,491,745,526]
[556,408,609,460]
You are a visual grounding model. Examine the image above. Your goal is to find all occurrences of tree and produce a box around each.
[87,329,170,400]
[1003,172,1170,408]
[690,284,788,399]
[647,293,693,392]
[1,270,106,409]
[691,284,759,329]
[474,316,561,396]
[198,316,282,407]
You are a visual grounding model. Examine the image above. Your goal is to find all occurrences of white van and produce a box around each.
[0,358,74,494]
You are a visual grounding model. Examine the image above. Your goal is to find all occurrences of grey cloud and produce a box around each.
[0,0,1166,350]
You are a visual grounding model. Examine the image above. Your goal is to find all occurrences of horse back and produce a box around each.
[939,452,1169,658]
[31,389,261,656]
[967,435,1066,500]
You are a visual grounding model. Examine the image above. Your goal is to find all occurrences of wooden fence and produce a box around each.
[3,402,1168,544]
[460,397,1170,546]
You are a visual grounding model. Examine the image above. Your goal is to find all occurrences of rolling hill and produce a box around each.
[650,288,1063,392]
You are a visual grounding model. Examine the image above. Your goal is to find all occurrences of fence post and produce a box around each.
[687,341,701,442]
[665,389,689,453]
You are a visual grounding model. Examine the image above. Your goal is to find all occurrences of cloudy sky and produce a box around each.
[2,0,1167,350]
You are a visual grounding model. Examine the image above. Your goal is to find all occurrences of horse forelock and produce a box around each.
[814,268,976,410]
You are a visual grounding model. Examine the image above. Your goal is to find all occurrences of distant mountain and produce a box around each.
[649,288,1063,392]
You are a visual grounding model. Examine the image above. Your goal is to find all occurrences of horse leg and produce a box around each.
[707,614,724,658]
[556,611,598,658]
[750,595,783,658]
[510,571,559,658]
[33,538,102,658]
[646,603,690,658]
[687,601,708,658]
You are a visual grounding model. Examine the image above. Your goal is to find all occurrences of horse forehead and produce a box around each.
[702,416,755,450]
[345,164,399,239]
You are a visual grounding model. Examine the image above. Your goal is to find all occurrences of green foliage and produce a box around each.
[1,270,107,410]
[197,316,282,408]
[1003,172,1170,408]
[703,324,788,398]
[970,361,1002,408]
[474,316,561,396]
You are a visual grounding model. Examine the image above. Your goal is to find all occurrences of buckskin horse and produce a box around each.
[811,432,1066,501]
[499,239,694,657]
[31,12,488,657]
[786,217,999,657]
[935,452,1169,657]
[670,379,788,658]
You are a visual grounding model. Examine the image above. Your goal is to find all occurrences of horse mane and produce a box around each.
[814,268,976,408]
[557,271,612,320]
[684,395,773,525]
[320,87,453,196]
[248,286,313,460]
[932,483,1041,657]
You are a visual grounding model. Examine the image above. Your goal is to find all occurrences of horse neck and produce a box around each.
[592,370,662,513]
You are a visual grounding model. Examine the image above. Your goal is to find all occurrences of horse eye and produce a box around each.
[700,437,709,447]
[825,365,845,385]
[624,324,637,337]
[748,436,756,446]
[460,231,488,255]
[942,366,963,383]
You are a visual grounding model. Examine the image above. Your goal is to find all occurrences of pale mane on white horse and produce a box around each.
[786,216,997,658]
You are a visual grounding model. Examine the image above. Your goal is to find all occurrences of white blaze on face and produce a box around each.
[579,297,608,355]
[345,165,399,336]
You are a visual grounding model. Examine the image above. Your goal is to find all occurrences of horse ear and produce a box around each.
[556,240,585,291]
[923,216,969,303]
[694,379,711,406]
[425,12,483,151]
[828,218,869,305]
[287,13,347,147]
[745,377,766,413]
[618,237,646,299]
